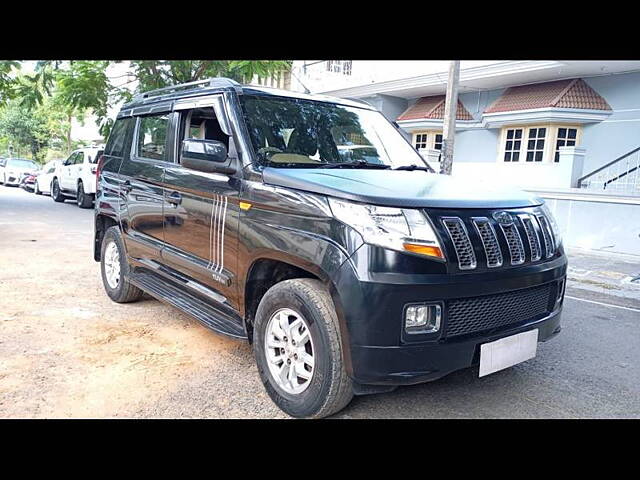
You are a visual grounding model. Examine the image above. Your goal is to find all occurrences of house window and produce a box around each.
[555,127,578,162]
[434,134,443,150]
[326,61,352,75]
[526,127,546,162]
[414,133,428,150]
[503,128,523,162]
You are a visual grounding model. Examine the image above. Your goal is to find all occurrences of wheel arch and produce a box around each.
[94,214,120,262]
[241,251,354,378]
[243,256,324,343]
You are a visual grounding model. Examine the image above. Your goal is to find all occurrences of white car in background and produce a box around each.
[33,160,60,195]
[0,158,39,186]
[51,147,103,208]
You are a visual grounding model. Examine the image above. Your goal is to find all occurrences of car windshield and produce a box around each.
[240,94,429,169]
[8,159,37,169]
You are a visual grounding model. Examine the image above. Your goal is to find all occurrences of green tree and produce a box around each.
[1,60,292,143]
[0,98,67,162]
[0,61,20,106]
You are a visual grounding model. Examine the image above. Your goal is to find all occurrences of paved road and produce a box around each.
[1,186,638,418]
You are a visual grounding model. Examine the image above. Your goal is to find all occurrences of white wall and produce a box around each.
[451,160,578,190]
[540,193,640,256]
[291,61,504,94]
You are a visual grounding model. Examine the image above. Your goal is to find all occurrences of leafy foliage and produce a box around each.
[0,61,20,106]
[0,99,68,162]
[0,60,292,155]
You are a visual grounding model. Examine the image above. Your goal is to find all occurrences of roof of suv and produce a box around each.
[120,77,375,113]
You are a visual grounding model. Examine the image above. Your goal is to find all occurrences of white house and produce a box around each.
[289,61,640,196]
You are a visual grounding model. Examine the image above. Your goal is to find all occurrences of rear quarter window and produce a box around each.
[104,118,131,157]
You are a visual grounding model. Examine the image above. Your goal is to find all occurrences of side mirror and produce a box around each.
[181,139,235,174]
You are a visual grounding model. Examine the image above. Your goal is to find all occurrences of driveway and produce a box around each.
[1,186,639,418]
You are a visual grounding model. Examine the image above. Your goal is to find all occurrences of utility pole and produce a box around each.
[440,60,460,175]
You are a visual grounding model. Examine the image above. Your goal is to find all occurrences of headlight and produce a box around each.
[541,204,562,247]
[328,197,444,260]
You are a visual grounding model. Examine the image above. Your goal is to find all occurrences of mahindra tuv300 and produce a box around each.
[94,78,566,418]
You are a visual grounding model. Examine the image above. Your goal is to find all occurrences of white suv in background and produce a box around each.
[51,147,103,208]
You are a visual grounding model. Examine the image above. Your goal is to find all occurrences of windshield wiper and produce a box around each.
[321,159,391,169]
[393,164,435,173]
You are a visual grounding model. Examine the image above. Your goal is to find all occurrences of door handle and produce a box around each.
[122,180,132,193]
[166,191,182,205]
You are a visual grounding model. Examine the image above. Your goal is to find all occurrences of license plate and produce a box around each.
[479,329,539,377]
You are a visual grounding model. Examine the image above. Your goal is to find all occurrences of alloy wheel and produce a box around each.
[104,241,121,289]
[264,308,315,395]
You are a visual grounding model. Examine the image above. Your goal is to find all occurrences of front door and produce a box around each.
[161,99,241,312]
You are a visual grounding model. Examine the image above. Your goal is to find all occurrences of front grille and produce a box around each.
[500,223,525,265]
[442,217,476,270]
[536,214,555,258]
[472,218,502,267]
[521,215,542,261]
[436,208,557,270]
[445,283,553,338]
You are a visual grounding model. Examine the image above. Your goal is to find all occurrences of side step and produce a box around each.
[128,270,247,340]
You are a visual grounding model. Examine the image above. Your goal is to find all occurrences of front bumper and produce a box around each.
[331,244,567,387]
[5,175,21,186]
[349,309,561,386]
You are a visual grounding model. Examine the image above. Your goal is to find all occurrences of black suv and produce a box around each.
[94,78,566,418]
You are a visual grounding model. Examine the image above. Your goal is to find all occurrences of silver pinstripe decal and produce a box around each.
[206,193,228,275]
[208,195,216,270]
[218,196,228,273]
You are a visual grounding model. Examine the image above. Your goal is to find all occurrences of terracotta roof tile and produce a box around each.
[485,78,611,113]
[397,95,473,121]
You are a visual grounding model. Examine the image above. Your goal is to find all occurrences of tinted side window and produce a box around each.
[136,114,170,161]
[75,152,85,165]
[105,118,130,157]
[65,153,77,165]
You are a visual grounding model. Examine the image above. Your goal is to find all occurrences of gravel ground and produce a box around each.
[1,186,639,418]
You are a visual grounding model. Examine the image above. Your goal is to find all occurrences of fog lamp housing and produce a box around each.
[405,303,442,334]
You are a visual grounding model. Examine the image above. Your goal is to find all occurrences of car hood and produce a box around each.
[6,166,37,175]
[262,168,543,209]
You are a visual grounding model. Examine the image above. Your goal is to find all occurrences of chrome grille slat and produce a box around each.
[472,217,503,268]
[536,214,555,258]
[442,217,477,270]
[499,222,525,265]
[521,214,542,262]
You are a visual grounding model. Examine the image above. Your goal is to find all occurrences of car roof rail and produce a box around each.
[130,77,242,104]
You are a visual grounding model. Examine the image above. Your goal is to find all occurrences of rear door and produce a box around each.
[161,95,241,311]
[69,151,84,191]
[59,152,77,190]
[119,112,171,262]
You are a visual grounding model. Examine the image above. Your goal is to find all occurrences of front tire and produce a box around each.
[51,178,65,202]
[100,226,143,303]
[76,181,93,208]
[253,278,353,418]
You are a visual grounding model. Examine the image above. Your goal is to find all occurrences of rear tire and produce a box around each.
[34,181,42,195]
[253,278,353,418]
[77,181,93,208]
[100,226,143,303]
[51,178,65,202]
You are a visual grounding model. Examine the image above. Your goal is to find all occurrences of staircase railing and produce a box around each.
[577,146,640,194]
